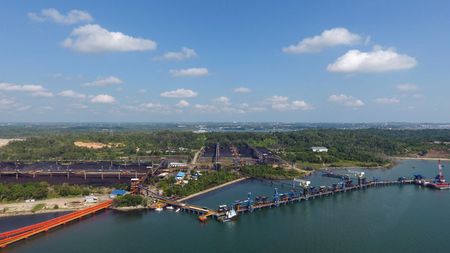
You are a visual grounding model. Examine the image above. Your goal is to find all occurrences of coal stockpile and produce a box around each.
[237,144,256,158]
[0,172,137,185]
[219,144,233,157]
[254,147,283,164]
[202,144,216,157]
[0,161,152,172]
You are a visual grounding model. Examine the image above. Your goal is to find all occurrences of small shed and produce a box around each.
[109,189,128,199]
[175,171,186,181]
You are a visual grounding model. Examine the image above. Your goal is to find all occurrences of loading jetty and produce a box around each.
[1,161,449,249]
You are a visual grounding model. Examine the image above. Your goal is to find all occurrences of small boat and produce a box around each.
[166,206,174,210]
[155,207,163,212]
[175,208,180,212]
[198,215,208,222]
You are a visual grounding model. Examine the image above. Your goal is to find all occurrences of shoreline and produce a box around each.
[392,157,450,161]
[177,177,249,202]
[0,195,109,218]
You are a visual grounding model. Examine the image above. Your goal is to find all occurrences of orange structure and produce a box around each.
[0,200,112,248]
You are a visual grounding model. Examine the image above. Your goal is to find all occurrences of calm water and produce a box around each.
[1,160,450,253]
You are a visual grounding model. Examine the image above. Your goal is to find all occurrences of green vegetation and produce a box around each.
[53,183,91,197]
[0,182,49,201]
[0,128,449,166]
[0,131,204,161]
[113,194,146,207]
[158,170,239,197]
[0,182,105,202]
[241,165,304,179]
[31,203,45,212]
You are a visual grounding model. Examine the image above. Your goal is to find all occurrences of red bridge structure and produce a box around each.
[0,200,112,249]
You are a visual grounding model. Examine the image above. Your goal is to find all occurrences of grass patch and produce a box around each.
[31,203,45,212]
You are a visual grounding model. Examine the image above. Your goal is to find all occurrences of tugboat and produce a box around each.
[428,160,450,190]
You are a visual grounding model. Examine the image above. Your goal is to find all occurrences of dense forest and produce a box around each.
[0,129,449,166]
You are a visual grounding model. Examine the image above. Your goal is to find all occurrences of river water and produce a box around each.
[1,160,450,253]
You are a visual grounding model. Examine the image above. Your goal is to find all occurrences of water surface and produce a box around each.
[1,160,449,253]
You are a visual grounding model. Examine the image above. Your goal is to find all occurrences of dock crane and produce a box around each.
[293,178,311,195]
[233,192,254,212]
[347,170,366,185]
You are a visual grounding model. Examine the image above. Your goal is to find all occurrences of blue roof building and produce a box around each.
[110,189,127,197]
[175,171,186,180]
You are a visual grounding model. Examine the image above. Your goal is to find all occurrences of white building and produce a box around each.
[169,162,188,168]
[311,146,328,153]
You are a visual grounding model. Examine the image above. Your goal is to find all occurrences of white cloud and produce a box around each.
[267,96,313,111]
[291,100,314,110]
[194,104,219,113]
[233,87,251,93]
[82,76,123,87]
[374,97,400,105]
[58,90,86,99]
[213,96,230,105]
[90,94,116,104]
[169,68,208,77]
[32,91,54,97]
[0,83,45,92]
[328,94,364,107]
[17,105,32,111]
[283,27,361,54]
[397,83,419,92]
[327,47,417,73]
[0,98,15,110]
[176,100,190,108]
[157,47,197,61]
[0,82,53,97]
[28,8,93,25]
[63,24,157,53]
[70,103,88,109]
[160,89,198,98]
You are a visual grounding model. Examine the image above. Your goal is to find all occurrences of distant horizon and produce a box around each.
[1,121,450,125]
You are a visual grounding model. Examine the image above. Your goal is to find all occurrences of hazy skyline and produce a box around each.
[1,1,449,122]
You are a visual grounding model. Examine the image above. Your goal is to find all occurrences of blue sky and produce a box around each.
[0,0,449,122]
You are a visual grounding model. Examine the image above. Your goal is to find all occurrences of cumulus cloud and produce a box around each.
[327,47,417,73]
[90,94,116,104]
[157,47,197,61]
[213,96,230,105]
[397,83,419,92]
[194,104,219,113]
[267,96,313,111]
[160,89,198,98]
[233,87,251,93]
[70,103,88,109]
[63,24,157,53]
[58,90,86,99]
[28,8,93,25]
[82,76,123,87]
[374,97,400,105]
[0,98,16,110]
[32,91,54,97]
[283,27,361,54]
[328,94,364,107]
[0,82,52,97]
[169,68,208,77]
[176,100,190,108]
